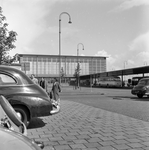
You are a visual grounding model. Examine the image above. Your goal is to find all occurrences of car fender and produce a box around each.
[5,95,32,119]
[6,94,51,118]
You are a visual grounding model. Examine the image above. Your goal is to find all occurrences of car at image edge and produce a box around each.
[131,77,149,98]
[0,65,53,126]
[0,95,43,150]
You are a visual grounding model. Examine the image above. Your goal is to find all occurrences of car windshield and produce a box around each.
[138,79,149,86]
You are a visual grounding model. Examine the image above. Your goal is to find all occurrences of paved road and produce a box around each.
[27,87,149,150]
[60,86,149,122]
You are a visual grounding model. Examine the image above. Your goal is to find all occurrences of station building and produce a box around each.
[18,54,107,81]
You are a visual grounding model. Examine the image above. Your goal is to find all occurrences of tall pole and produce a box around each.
[124,61,127,69]
[90,58,93,92]
[59,12,72,84]
[123,61,127,87]
[144,61,147,66]
[77,43,84,88]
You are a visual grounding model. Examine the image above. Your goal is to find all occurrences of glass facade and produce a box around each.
[19,54,106,78]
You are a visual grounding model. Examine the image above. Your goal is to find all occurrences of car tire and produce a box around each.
[137,94,143,98]
[13,106,29,127]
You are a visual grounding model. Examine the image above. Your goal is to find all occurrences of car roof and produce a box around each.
[0,65,33,84]
[0,65,22,73]
[0,65,27,77]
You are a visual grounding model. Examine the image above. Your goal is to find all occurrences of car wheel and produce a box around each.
[13,106,29,127]
[137,94,143,98]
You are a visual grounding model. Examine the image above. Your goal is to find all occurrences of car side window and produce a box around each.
[0,74,16,85]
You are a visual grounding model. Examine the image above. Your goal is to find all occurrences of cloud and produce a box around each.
[94,50,118,71]
[104,31,149,71]
[112,0,149,12]
[94,49,109,57]
[1,0,79,56]
[93,49,149,76]
[112,31,149,69]
[1,0,54,56]
[129,31,149,52]
[126,31,149,66]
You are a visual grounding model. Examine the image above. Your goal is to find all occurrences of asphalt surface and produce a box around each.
[27,86,149,150]
[60,86,149,122]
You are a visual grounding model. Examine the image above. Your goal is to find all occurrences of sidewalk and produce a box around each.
[28,100,149,150]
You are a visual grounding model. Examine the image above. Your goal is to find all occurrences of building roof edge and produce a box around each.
[18,54,107,58]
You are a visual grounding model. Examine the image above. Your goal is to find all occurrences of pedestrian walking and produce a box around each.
[39,78,46,89]
[46,80,51,94]
[31,74,38,84]
[51,78,61,105]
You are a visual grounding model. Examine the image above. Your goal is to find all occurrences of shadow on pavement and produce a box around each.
[28,117,46,129]
[131,97,149,101]
[107,95,149,102]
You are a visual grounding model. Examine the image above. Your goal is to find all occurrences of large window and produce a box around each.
[20,55,106,77]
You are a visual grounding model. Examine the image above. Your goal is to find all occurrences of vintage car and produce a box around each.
[0,95,44,150]
[0,127,42,150]
[0,65,53,126]
[131,78,149,98]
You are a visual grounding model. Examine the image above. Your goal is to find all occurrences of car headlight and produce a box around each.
[142,86,147,91]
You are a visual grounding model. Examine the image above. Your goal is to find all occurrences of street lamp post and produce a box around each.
[59,12,72,84]
[144,61,147,66]
[77,43,84,88]
[123,61,127,87]
[124,61,127,69]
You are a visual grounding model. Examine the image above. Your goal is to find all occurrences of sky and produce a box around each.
[0,0,149,71]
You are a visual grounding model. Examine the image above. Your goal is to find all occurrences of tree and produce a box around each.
[0,7,17,65]
[60,67,65,83]
[73,63,81,88]
[60,67,65,78]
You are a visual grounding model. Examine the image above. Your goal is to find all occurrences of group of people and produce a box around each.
[30,74,61,104]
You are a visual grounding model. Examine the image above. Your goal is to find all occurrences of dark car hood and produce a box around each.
[133,85,145,90]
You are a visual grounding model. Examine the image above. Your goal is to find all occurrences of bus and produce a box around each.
[97,76,122,87]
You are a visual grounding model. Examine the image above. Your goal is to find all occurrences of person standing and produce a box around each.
[39,78,46,89]
[31,74,38,84]
[51,78,61,105]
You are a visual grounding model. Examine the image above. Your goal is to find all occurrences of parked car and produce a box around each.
[0,95,44,150]
[0,127,43,150]
[131,78,149,98]
[0,65,53,126]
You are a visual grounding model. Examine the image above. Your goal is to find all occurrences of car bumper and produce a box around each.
[131,90,146,95]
